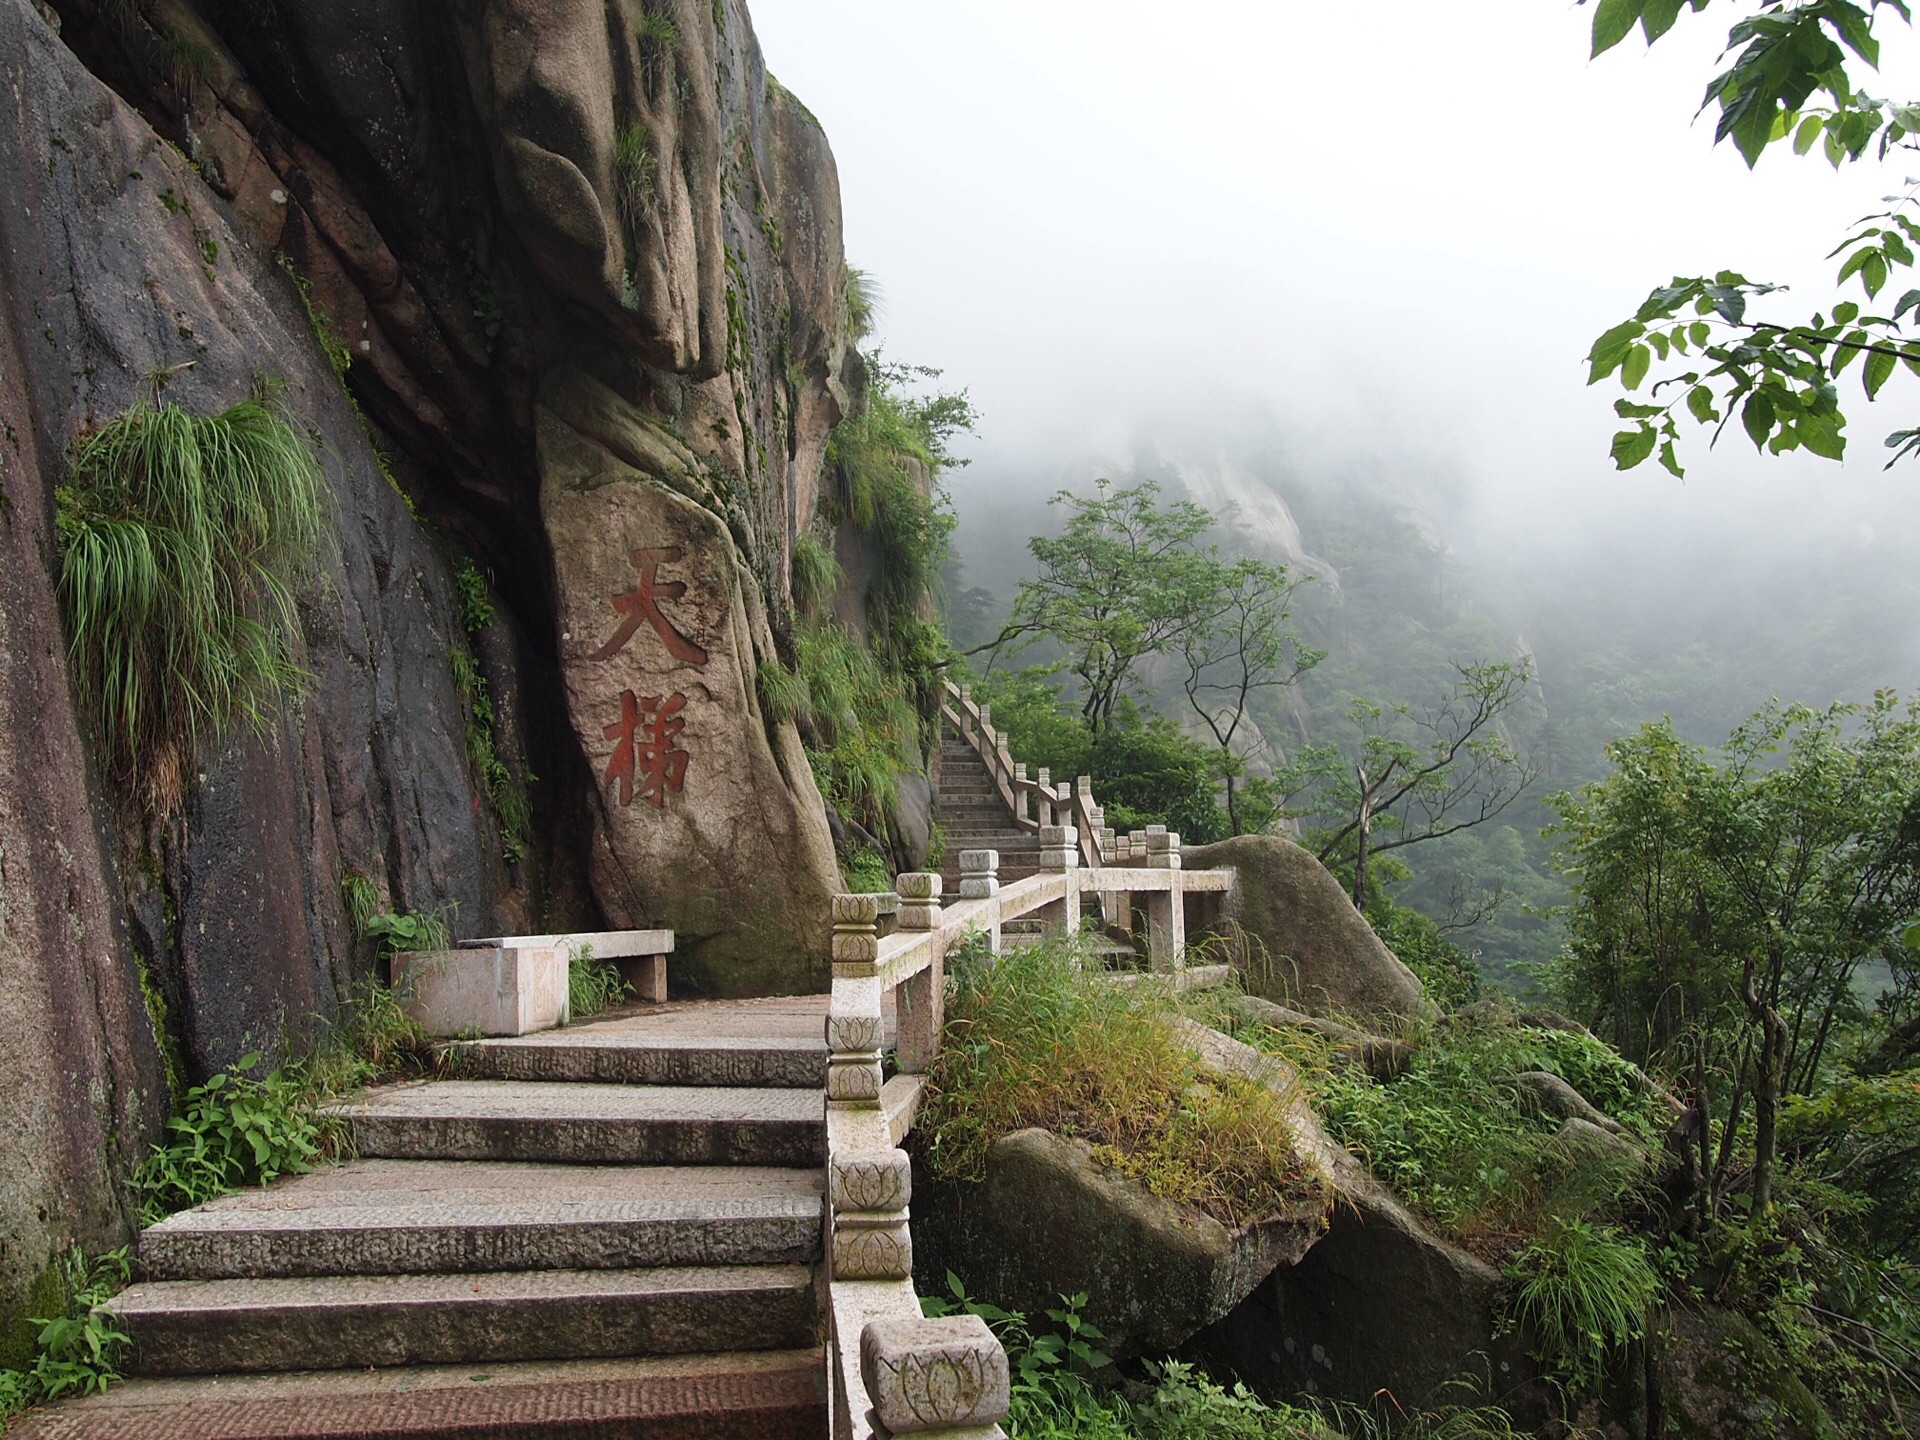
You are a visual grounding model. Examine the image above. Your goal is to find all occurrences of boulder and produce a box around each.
[1655,1306,1839,1440]
[1507,1070,1625,1134]
[1183,835,1428,1021]
[912,1128,1329,1359]
[1187,1182,1540,1416]
[1232,995,1412,1080]
[539,379,839,997]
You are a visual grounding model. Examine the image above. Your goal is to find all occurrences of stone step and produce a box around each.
[139,1160,824,1280]
[7,1349,826,1440]
[453,1011,827,1088]
[326,1081,823,1167]
[105,1265,818,1375]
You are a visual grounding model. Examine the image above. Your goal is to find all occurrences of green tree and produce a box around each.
[1551,693,1920,1219]
[1287,660,1538,907]
[1580,0,1920,472]
[985,480,1222,733]
[1178,557,1321,834]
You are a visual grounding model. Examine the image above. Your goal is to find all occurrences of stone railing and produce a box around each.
[822,841,1234,1439]
[942,679,1112,871]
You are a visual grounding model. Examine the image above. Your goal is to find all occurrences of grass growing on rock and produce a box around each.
[921,939,1324,1228]
[56,392,329,810]
[1239,1007,1666,1246]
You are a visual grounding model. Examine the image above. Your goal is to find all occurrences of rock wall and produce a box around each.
[1,0,860,1346]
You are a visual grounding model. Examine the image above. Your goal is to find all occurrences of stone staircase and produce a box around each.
[18,999,833,1439]
[934,717,1143,966]
[935,720,1043,890]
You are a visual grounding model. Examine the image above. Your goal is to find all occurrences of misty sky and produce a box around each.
[751,0,1920,629]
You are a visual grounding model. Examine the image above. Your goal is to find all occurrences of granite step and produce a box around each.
[6,1349,826,1440]
[326,1081,823,1167]
[452,1006,827,1088]
[105,1265,818,1375]
[139,1160,824,1279]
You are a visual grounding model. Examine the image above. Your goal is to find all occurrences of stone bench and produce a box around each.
[462,930,675,1005]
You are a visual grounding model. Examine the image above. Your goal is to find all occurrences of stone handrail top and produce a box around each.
[458,929,673,956]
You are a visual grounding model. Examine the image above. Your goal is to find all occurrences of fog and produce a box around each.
[751,0,1920,695]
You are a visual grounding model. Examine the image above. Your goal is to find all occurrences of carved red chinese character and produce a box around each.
[591,546,709,667]
[602,690,690,808]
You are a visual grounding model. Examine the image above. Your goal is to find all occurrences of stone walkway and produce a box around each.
[16,998,841,1439]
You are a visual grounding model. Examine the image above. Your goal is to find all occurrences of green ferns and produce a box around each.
[450,558,532,862]
[56,396,328,809]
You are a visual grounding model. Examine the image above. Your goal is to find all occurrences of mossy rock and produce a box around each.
[1658,1306,1839,1440]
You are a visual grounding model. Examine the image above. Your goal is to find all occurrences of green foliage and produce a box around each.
[1580,0,1920,470]
[0,1248,133,1420]
[826,357,974,670]
[1306,1013,1662,1239]
[362,906,452,958]
[845,266,878,340]
[1550,693,1920,1217]
[1364,895,1484,1012]
[991,479,1222,734]
[791,530,842,616]
[277,253,352,377]
[1083,708,1228,844]
[971,673,1227,840]
[448,559,531,863]
[614,124,657,227]
[922,939,1325,1227]
[755,658,809,726]
[841,843,893,893]
[1505,1216,1660,1391]
[1283,660,1537,907]
[567,944,632,1022]
[796,621,922,838]
[132,1053,324,1225]
[923,1273,1519,1440]
[55,395,329,810]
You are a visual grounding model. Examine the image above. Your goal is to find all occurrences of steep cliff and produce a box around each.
[0,0,863,1352]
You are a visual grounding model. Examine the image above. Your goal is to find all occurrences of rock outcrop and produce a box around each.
[1,0,867,1345]
[1184,835,1428,1021]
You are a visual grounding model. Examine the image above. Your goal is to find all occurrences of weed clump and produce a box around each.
[567,944,632,1021]
[922,941,1324,1228]
[0,1248,133,1423]
[56,394,328,810]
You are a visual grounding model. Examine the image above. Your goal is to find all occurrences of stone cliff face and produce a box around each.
[0,0,859,1347]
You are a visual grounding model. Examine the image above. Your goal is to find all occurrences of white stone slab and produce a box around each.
[391,946,565,1038]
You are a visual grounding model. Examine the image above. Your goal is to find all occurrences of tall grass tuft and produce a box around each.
[791,530,842,616]
[922,939,1325,1228]
[56,395,328,810]
[1505,1215,1659,1390]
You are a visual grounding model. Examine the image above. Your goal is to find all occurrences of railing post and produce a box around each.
[861,1315,1011,1438]
[1012,763,1028,823]
[894,873,942,1074]
[959,849,1000,957]
[1035,768,1053,826]
[1142,830,1184,975]
[827,894,884,1107]
[830,1148,913,1281]
[1038,824,1080,939]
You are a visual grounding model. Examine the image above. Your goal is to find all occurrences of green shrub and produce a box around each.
[0,1248,133,1421]
[1363,896,1483,1012]
[1505,1216,1659,1390]
[567,944,632,1021]
[614,124,657,226]
[362,906,452,958]
[922,940,1325,1227]
[841,844,893,893]
[132,1053,325,1225]
[56,394,329,809]
[1304,1015,1662,1240]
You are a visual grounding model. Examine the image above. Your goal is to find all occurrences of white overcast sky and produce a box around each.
[748,0,1920,565]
